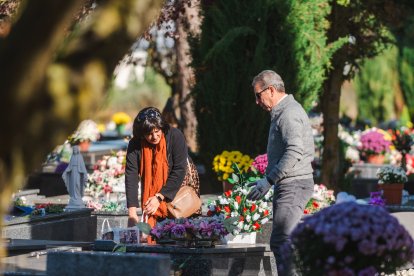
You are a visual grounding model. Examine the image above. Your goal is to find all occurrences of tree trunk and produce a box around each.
[321,66,343,192]
[174,0,201,153]
[0,0,162,261]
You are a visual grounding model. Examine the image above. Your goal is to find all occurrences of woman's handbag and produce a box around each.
[167,159,201,218]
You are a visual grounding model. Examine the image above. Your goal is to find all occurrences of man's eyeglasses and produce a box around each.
[137,109,160,122]
[255,86,270,100]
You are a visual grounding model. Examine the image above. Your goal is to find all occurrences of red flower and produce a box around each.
[103,184,113,194]
[239,216,244,222]
[224,190,232,197]
[304,209,310,214]
[207,210,213,216]
[235,195,241,204]
[215,206,222,212]
[250,204,256,212]
[312,201,319,208]
[253,222,261,230]
[263,210,269,216]
[224,206,231,213]
[243,207,248,213]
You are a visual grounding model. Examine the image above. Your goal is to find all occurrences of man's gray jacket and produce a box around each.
[266,94,314,184]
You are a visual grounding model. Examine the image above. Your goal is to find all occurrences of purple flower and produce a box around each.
[171,225,186,238]
[359,130,391,155]
[290,202,414,273]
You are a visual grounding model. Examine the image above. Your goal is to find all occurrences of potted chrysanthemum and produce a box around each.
[376,165,408,205]
[282,202,414,275]
[359,128,391,164]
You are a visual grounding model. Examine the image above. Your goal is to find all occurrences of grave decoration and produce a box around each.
[304,184,335,214]
[282,202,414,275]
[85,150,126,198]
[138,215,230,248]
[206,163,272,236]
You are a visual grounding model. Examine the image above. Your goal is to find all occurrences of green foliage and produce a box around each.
[354,46,398,125]
[191,0,335,166]
[397,17,414,121]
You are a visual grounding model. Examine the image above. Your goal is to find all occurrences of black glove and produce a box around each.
[247,178,272,201]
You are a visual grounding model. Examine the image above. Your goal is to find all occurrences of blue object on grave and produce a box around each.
[12,205,34,216]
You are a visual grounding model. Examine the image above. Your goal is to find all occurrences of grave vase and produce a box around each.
[115,124,126,136]
[78,140,91,152]
[224,232,256,244]
[222,181,233,193]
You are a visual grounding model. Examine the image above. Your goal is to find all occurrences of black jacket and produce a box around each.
[125,127,188,208]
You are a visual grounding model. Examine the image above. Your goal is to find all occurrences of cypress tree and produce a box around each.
[191,0,337,167]
[354,46,398,125]
[397,17,414,122]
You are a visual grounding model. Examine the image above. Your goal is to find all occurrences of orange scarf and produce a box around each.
[140,134,169,235]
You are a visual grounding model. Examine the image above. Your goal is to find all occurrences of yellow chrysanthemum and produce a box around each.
[212,150,252,181]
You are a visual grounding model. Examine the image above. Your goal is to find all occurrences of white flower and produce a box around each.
[219,197,229,205]
[252,213,260,221]
[246,215,251,222]
[243,224,250,231]
[237,221,244,229]
[231,211,239,217]
[345,147,360,163]
[233,202,239,210]
[261,218,269,224]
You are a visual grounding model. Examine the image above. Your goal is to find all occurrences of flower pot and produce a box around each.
[222,181,233,192]
[366,154,385,165]
[115,124,126,136]
[224,232,256,244]
[78,140,91,152]
[379,183,404,205]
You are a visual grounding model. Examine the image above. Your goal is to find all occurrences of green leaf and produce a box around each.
[224,217,239,233]
[231,163,241,174]
[232,173,239,183]
[112,244,126,253]
[248,176,258,182]
[227,177,235,184]
[136,222,152,235]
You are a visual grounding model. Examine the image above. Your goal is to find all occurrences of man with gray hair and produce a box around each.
[248,70,315,275]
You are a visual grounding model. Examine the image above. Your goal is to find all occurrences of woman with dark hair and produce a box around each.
[125,107,199,239]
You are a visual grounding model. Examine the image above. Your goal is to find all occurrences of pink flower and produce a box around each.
[252,153,268,175]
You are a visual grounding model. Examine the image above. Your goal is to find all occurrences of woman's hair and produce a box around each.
[132,107,170,138]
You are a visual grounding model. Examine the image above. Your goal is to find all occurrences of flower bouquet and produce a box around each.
[283,202,414,275]
[212,150,252,182]
[138,216,229,247]
[112,112,131,135]
[68,119,100,145]
[31,203,65,216]
[389,127,414,170]
[303,184,335,214]
[86,150,126,198]
[112,112,132,126]
[207,164,272,236]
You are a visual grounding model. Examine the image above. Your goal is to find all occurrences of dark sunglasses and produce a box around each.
[137,109,160,122]
[255,86,270,100]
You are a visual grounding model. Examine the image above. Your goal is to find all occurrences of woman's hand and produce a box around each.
[127,207,139,227]
[144,196,160,215]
